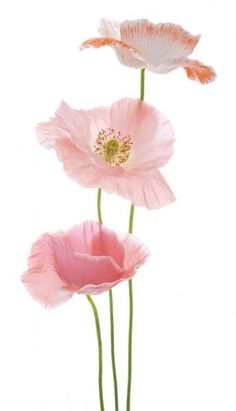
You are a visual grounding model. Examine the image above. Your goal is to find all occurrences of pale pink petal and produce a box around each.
[98,18,121,39]
[22,234,73,308]
[22,221,149,306]
[182,59,216,84]
[50,234,123,290]
[37,99,175,209]
[53,138,122,188]
[36,102,91,152]
[65,221,125,267]
[73,253,123,289]
[98,168,175,209]
[85,107,111,143]
[110,98,174,169]
[55,102,91,150]
[36,117,70,149]
[119,234,150,278]
[37,102,111,153]
[120,20,200,71]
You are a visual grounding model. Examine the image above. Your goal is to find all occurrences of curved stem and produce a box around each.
[97,188,119,411]
[126,69,145,411]
[86,294,105,411]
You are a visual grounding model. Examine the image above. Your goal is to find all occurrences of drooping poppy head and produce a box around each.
[22,220,149,308]
[37,98,175,210]
[80,18,216,84]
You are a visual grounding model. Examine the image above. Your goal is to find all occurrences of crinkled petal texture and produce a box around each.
[22,221,149,308]
[37,98,175,209]
[81,18,216,84]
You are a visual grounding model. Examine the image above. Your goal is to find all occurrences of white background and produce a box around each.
[0,0,236,410]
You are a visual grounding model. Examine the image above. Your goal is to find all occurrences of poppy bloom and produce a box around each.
[37,98,175,209]
[22,220,149,308]
[81,18,216,84]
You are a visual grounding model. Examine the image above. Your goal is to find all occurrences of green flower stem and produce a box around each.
[109,289,119,411]
[97,188,119,411]
[86,294,105,411]
[97,187,103,225]
[140,68,145,100]
[126,69,145,411]
[126,204,135,411]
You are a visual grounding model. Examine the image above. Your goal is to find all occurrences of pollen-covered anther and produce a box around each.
[94,128,133,166]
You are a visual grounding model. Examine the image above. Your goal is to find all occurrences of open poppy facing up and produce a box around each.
[37,98,175,209]
[81,18,216,84]
[22,220,149,308]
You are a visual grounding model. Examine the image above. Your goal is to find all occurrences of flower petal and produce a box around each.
[53,138,120,188]
[110,98,175,170]
[73,253,123,292]
[67,221,125,267]
[85,107,111,143]
[98,18,121,39]
[99,168,175,209]
[37,102,91,152]
[183,59,216,84]
[120,19,200,71]
[119,234,150,277]
[50,230,124,291]
[22,234,73,308]
[55,102,91,150]
[80,37,145,68]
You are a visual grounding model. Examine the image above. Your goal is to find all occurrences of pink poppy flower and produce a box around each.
[80,18,216,84]
[37,98,175,209]
[22,220,149,308]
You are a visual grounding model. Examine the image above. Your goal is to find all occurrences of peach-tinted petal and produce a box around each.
[183,59,216,84]
[120,20,200,71]
[80,37,145,69]
[81,19,215,82]
[81,37,137,53]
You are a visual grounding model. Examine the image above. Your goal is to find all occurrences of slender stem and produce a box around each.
[86,294,105,411]
[97,187,103,225]
[97,188,119,411]
[126,69,145,411]
[140,68,145,101]
[128,204,135,234]
[109,290,119,411]
[126,204,135,411]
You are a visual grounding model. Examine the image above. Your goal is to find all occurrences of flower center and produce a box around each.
[93,128,132,166]
[103,139,119,162]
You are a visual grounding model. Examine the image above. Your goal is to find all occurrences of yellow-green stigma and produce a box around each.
[93,128,133,166]
[103,139,119,162]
